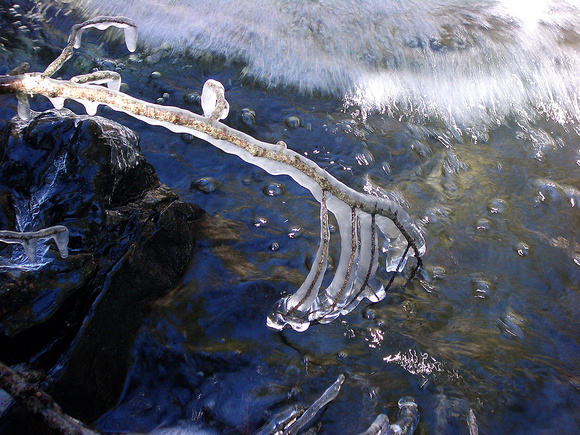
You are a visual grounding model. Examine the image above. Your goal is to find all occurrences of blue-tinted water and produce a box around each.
[1,0,579,433]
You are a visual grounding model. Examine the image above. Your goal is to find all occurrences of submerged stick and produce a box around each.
[358,397,419,435]
[284,374,345,435]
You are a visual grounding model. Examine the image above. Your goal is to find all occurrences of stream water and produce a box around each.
[0,0,579,433]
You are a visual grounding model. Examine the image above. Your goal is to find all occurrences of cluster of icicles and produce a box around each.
[0,226,69,264]
[1,17,425,332]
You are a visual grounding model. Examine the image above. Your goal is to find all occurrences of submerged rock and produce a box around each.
[0,109,204,420]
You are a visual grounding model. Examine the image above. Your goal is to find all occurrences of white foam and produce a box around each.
[67,0,580,130]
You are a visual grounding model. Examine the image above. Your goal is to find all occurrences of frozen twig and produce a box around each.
[256,375,344,435]
[284,374,345,435]
[0,225,69,263]
[43,16,137,78]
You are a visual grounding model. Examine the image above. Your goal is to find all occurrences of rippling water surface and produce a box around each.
[1,0,579,433]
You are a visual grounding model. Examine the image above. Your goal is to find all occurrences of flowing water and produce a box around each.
[0,0,579,433]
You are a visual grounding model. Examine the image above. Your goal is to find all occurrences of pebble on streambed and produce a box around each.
[262,181,285,196]
[285,115,301,129]
[513,241,530,257]
[240,108,256,127]
[190,177,219,193]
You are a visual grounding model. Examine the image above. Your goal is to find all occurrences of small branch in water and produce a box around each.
[0,361,99,435]
[358,397,419,435]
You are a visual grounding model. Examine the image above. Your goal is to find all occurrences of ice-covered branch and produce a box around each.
[0,225,69,263]
[43,16,137,79]
[0,17,425,331]
[358,397,419,435]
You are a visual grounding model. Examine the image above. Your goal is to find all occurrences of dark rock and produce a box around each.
[0,109,205,421]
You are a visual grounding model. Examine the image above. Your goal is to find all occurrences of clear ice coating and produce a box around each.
[0,225,69,263]
[71,71,122,92]
[81,100,99,116]
[16,93,30,120]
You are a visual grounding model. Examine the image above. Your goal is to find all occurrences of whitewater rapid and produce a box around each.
[58,0,580,130]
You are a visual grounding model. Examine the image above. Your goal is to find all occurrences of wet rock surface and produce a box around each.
[0,109,205,423]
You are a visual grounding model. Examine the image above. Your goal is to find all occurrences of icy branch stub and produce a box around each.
[0,226,69,263]
[358,397,419,435]
[72,16,138,52]
[201,79,230,121]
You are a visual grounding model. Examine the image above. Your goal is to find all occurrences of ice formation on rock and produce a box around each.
[0,226,69,263]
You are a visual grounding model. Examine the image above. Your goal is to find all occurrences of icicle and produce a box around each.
[107,76,121,92]
[391,398,419,435]
[358,414,390,435]
[50,226,70,259]
[352,212,382,300]
[81,100,99,116]
[376,215,410,272]
[123,26,138,52]
[48,97,65,110]
[0,226,70,263]
[358,397,419,435]
[312,198,358,323]
[22,238,38,263]
[468,409,479,435]
[16,93,30,120]
[73,29,84,49]
[201,79,230,121]
[267,191,330,331]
